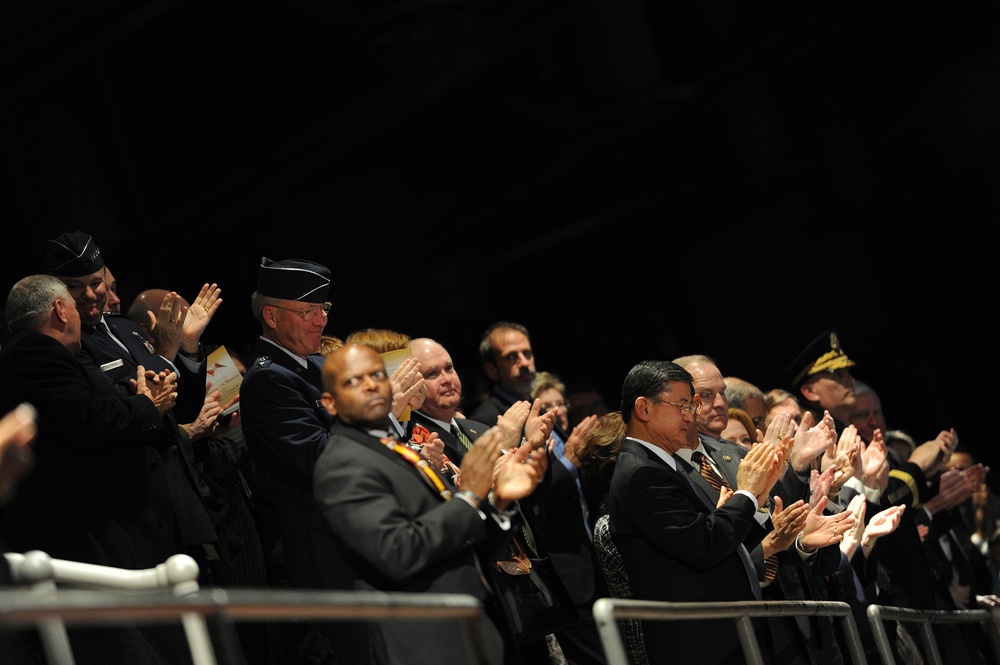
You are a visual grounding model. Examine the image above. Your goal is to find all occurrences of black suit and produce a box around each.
[409,409,580,663]
[77,316,218,568]
[471,387,608,665]
[608,438,767,665]
[0,328,193,664]
[690,435,845,664]
[100,313,207,422]
[314,421,517,665]
[468,387,512,428]
[410,410,491,465]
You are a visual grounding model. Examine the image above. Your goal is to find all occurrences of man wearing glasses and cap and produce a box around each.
[240,257,370,664]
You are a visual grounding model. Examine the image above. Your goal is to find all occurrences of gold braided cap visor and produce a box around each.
[792,349,855,387]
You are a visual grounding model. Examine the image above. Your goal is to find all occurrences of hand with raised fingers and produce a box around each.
[497,400,531,450]
[924,468,973,515]
[561,414,598,468]
[860,504,905,556]
[824,428,860,494]
[839,494,867,559]
[493,439,546,507]
[389,356,424,418]
[459,426,505,501]
[961,463,989,495]
[763,412,792,447]
[809,465,835,509]
[147,291,183,359]
[523,399,555,451]
[181,389,224,441]
[419,433,446,472]
[910,428,958,476]
[763,496,809,556]
[737,436,788,502]
[861,430,890,491]
[790,410,835,471]
[181,283,222,352]
[799,496,856,551]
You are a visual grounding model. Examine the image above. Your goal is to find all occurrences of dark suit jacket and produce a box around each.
[608,438,766,665]
[410,410,491,465]
[692,435,844,663]
[469,386,601,608]
[93,314,206,423]
[0,329,193,664]
[77,316,217,551]
[685,436,770,574]
[314,421,516,665]
[468,387,512,427]
[0,330,179,566]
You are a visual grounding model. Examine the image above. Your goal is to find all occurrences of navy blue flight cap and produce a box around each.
[256,257,331,303]
[45,230,104,277]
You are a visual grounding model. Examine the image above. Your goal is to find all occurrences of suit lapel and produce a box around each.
[334,422,457,496]
[702,437,742,490]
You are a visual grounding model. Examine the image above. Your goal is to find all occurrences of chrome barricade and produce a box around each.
[2,550,489,665]
[591,597,867,665]
[866,603,1000,665]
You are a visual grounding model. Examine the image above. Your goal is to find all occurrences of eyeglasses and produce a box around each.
[653,398,698,416]
[269,301,332,322]
[540,401,567,412]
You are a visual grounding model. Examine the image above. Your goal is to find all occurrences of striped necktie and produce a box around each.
[693,450,727,493]
[451,422,474,451]
[675,455,762,600]
[692,450,778,584]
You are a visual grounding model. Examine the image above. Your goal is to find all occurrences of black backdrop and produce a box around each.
[2,1,998,483]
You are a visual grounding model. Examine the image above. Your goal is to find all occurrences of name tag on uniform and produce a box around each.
[100,359,124,372]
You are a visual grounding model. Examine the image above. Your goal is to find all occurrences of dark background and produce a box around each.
[2,2,998,480]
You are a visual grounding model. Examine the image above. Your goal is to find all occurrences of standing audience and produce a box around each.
[4,245,999,665]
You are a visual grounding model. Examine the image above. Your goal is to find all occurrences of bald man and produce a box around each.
[314,343,550,665]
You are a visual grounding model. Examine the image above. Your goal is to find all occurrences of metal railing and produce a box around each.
[1,550,491,665]
[15,549,999,665]
[592,598,867,665]
[592,596,1000,665]
[867,604,1000,665]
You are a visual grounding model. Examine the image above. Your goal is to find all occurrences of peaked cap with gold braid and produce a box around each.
[784,330,856,389]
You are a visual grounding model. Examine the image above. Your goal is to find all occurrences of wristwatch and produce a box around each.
[488,491,518,518]
[179,344,202,361]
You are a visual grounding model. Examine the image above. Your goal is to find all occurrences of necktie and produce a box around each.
[693,450,728,493]
[675,456,762,600]
[451,423,474,451]
[693,450,780,583]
